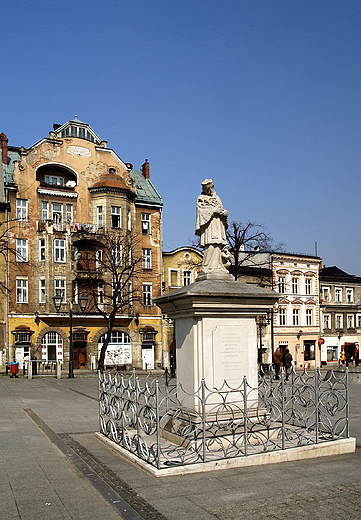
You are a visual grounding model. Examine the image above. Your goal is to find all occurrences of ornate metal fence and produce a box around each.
[99,368,349,470]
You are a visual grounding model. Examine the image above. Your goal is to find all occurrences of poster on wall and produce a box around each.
[98,343,132,366]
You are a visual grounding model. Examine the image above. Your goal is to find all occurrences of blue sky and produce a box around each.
[2,1,361,275]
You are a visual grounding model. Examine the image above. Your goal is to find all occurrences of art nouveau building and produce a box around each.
[2,118,163,370]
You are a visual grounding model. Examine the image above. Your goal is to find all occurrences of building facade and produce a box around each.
[2,119,163,371]
[272,253,322,368]
[161,247,203,369]
[319,266,361,364]
[236,251,322,368]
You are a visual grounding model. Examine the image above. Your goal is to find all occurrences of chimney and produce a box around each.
[0,132,8,165]
[142,159,150,179]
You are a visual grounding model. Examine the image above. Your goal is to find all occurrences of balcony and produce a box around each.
[71,223,106,235]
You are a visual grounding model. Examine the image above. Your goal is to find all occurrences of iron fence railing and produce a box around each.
[99,368,349,470]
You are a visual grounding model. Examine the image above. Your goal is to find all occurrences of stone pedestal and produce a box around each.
[155,275,279,412]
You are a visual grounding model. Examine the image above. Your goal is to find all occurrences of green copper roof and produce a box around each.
[130,170,163,206]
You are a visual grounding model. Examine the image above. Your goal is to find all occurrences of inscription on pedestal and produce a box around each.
[212,325,247,389]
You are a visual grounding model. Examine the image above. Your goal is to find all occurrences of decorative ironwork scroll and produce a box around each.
[99,367,349,470]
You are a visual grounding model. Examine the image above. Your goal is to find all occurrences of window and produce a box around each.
[16,199,27,221]
[66,204,73,224]
[97,206,103,228]
[183,270,192,286]
[54,279,66,302]
[141,213,150,235]
[111,206,121,228]
[52,203,63,231]
[323,314,331,329]
[278,276,285,294]
[45,175,64,186]
[142,248,152,269]
[98,283,104,305]
[305,279,311,295]
[357,314,361,328]
[128,209,131,231]
[346,288,354,303]
[335,314,343,329]
[42,202,49,222]
[112,281,122,304]
[39,239,45,261]
[347,315,355,329]
[73,281,78,304]
[143,284,152,306]
[54,239,66,262]
[39,279,46,303]
[96,249,102,270]
[16,239,28,262]
[112,245,122,266]
[293,309,299,326]
[335,287,342,303]
[170,269,179,287]
[322,287,330,302]
[16,278,28,303]
[279,308,286,326]
[292,278,299,294]
[306,309,312,326]
[41,332,63,362]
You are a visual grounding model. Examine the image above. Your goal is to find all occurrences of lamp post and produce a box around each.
[257,309,273,366]
[53,294,88,378]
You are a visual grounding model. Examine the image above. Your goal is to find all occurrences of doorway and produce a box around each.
[73,341,87,369]
[142,346,154,370]
[304,341,315,361]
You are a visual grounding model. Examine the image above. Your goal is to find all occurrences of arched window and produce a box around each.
[98,331,132,366]
[41,332,63,362]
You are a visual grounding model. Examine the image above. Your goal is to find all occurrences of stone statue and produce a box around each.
[195,179,231,278]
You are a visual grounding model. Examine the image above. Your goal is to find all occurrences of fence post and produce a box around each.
[136,376,141,459]
[243,376,248,456]
[156,380,161,469]
[57,361,61,379]
[315,368,319,443]
[28,360,32,380]
[202,379,206,463]
[346,368,349,438]
[281,371,285,450]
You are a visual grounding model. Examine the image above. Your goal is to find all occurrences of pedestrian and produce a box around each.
[273,347,282,380]
[284,348,293,380]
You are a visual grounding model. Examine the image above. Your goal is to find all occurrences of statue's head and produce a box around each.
[201,179,214,194]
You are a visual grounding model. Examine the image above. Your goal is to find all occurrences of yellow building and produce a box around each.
[161,247,203,368]
[2,118,163,371]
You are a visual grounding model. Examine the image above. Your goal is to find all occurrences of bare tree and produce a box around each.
[75,230,142,372]
[226,221,284,283]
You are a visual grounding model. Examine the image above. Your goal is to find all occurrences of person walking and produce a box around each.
[284,349,293,380]
[273,347,282,380]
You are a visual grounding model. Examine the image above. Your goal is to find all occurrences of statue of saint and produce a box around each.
[195,179,231,277]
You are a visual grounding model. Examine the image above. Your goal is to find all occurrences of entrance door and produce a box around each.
[142,347,154,370]
[304,341,315,361]
[73,341,87,369]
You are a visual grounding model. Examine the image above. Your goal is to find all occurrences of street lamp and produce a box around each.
[257,309,273,366]
[52,293,88,378]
